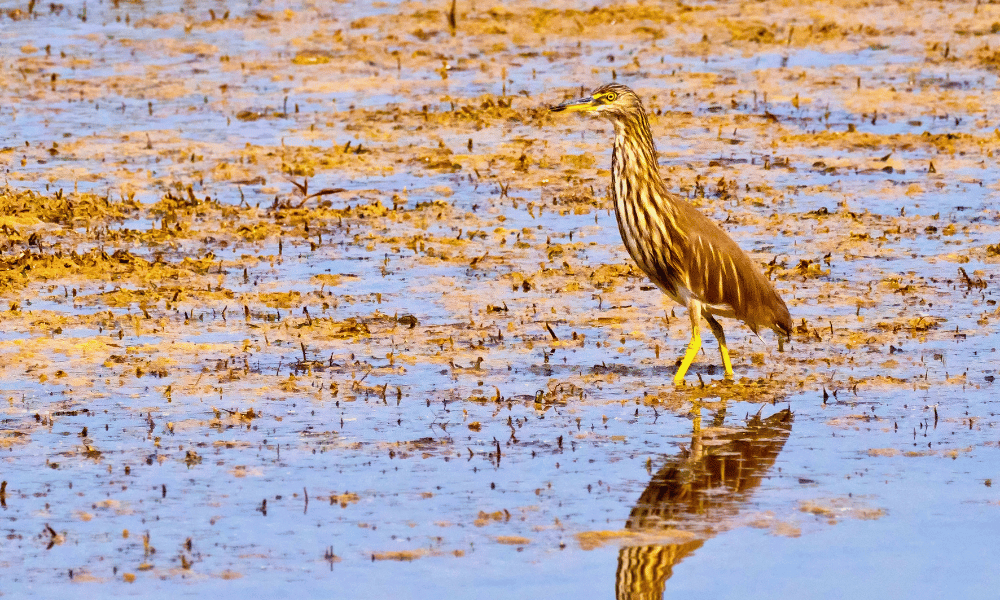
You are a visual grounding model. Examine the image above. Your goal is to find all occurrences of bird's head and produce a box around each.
[549,83,642,121]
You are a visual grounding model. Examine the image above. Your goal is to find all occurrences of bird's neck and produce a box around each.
[610,112,664,204]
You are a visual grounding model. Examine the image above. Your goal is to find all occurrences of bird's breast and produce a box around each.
[610,150,684,298]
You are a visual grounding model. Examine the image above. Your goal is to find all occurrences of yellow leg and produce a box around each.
[673,307,702,385]
[719,343,734,378]
[705,314,734,379]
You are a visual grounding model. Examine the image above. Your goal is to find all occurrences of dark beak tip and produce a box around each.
[549,105,566,113]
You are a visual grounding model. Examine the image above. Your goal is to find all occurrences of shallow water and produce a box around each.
[1,0,999,598]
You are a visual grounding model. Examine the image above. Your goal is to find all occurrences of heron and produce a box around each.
[550,83,792,384]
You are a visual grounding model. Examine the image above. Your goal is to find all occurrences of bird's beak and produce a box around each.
[549,95,596,113]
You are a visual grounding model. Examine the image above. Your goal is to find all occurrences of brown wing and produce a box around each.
[674,199,791,335]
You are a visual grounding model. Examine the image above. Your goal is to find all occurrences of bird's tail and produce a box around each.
[769,296,793,342]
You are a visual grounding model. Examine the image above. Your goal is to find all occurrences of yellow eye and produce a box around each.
[605,92,617,102]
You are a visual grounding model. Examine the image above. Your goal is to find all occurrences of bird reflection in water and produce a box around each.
[616,405,793,599]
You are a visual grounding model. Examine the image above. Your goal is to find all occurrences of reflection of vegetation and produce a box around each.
[616,408,793,600]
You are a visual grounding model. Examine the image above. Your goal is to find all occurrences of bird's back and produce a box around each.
[669,197,792,335]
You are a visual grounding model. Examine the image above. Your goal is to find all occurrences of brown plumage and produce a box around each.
[551,83,792,383]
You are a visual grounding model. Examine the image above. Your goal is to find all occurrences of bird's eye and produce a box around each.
[605,92,617,102]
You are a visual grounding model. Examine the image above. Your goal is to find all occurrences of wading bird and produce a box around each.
[550,84,791,384]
